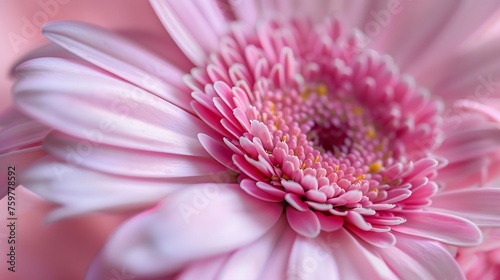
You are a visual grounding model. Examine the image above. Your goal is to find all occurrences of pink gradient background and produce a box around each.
[0,1,167,279]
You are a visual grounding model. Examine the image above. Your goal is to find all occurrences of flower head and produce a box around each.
[3,0,500,279]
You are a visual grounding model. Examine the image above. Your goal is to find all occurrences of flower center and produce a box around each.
[189,18,443,240]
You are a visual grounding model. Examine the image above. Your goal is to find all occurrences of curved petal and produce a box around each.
[149,0,229,66]
[217,218,287,280]
[104,184,284,276]
[14,58,212,156]
[85,251,177,280]
[0,107,49,155]
[255,221,297,278]
[42,21,193,112]
[320,229,398,279]
[287,235,340,280]
[44,131,228,179]
[376,234,466,279]
[430,37,500,102]
[393,211,483,246]
[430,189,500,227]
[21,156,182,221]
[408,0,500,78]
[0,147,45,198]
[176,254,229,280]
[286,206,321,238]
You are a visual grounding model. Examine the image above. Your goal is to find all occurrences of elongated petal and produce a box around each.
[42,21,192,112]
[377,234,465,279]
[150,0,228,66]
[21,156,182,221]
[217,218,287,280]
[286,206,321,238]
[287,236,339,280]
[0,147,45,198]
[321,229,398,279]
[256,222,297,278]
[408,0,500,79]
[104,184,283,276]
[0,117,48,155]
[14,58,211,156]
[44,131,227,179]
[430,189,500,227]
[176,255,229,280]
[393,211,482,246]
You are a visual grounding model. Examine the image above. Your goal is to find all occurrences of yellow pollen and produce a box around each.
[316,83,328,96]
[300,86,310,101]
[366,126,376,139]
[282,175,290,180]
[269,103,275,114]
[372,188,379,195]
[314,156,320,163]
[301,163,307,170]
[381,175,388,184]
[369,162,383,173]
[383,151,393,160]
[374,143,384,152]
[353,106,364,115]
[271,175,279,181]
[274,114,280,129]
[355,174,365,181]
[334,165,340,172]
[282,136,287,142]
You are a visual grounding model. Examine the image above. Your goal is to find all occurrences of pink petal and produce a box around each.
[176,255,229,280]
[240,179,284,203]
[104,184,283,276]
[0,147,45,198]
[285,193,309,212]
[42,21,192,112]
[44,131,227,178]
[321,229,398,279]
[21,156,179,221]
[198,133,238,172]
[150,0,227,66]
[348,226,396,248]
[85,252,175,280]
[316,212,343,232]
[217,218,287,280]
[14,58,211,156]
[287,236,339,280]
[286,206,321,238]
[376,234,466,280]
[0,109,49,154]
[393,211,482,246]
[256,225,297,278]
[430,189,500,227]
[409,0,500,85]
[229,0,259,26]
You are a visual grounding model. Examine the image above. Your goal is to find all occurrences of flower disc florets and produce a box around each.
[189,18,443,243]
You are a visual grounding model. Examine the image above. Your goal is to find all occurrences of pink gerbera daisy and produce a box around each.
[3,0,500,279]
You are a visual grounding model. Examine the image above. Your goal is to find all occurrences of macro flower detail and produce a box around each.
[3,0,500,279]
[190,18,445,243]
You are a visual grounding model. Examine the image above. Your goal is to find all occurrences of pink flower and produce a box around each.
[2,1,500,279]
[457,228,500,280]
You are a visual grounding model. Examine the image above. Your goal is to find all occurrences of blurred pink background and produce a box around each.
[0,1,167,279]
